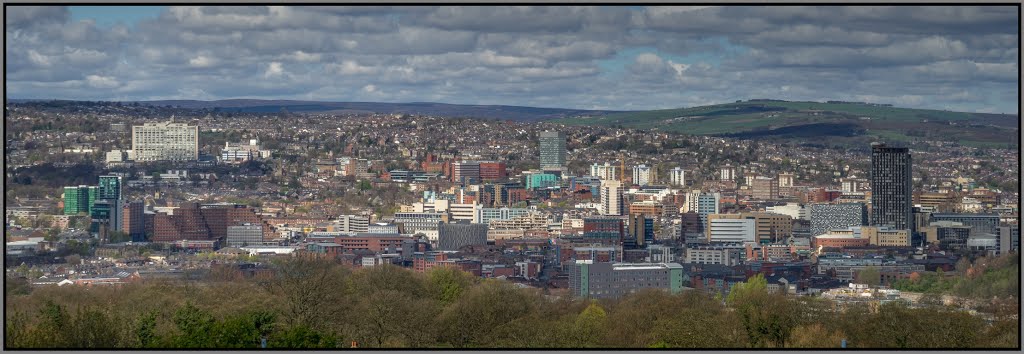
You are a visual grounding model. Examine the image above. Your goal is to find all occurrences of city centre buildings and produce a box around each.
[132,120,199,162]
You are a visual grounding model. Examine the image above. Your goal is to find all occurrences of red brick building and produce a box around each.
[478,162,508,180]
[152,203,274,244]
[812,235,870,249]
[331,234,410,253]
[413,252,449,272]
[122,201,145,241]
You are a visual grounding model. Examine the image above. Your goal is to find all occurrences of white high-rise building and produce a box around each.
[600,179,624,216]
[632,165,652,186]
[683,190,702,213]
[744,172,757,187]
[778,173,795,188]
[669,167,686,187]
[132,120,199,161]
[591,162,618,181]
[708,218,756,243]
[720,165,736,182]
[335,215,370,233]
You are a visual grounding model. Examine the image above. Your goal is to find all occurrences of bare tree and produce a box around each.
[260,257,350,333]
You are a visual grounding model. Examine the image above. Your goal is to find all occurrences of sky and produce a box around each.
[5,5,1019,113]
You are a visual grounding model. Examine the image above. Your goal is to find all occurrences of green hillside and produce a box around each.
[555,100,1018,148]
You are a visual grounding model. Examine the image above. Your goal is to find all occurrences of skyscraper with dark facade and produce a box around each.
[539,131,567,170]
[627,213,654,247]
[122,201,146,242]
[870,143,913,232]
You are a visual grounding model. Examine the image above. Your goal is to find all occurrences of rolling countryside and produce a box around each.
[556,100,1019,149]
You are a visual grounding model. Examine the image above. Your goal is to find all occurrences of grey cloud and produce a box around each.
[744,25,891,47]
[499,38,617,62]
[153,6,396,33]
[5,6,68,29]
[416,6,601,33]
[350,27,479,55]
[739,36,977,69]
[4,5,1018,114]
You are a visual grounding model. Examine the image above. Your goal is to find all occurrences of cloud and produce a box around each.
[27,50,52,67]
[264,62,284,78]
[5,6,69,29]
[189,55,216,68]
[285,50,322,62]
[86,75,120,88]
[4,5,1017,114]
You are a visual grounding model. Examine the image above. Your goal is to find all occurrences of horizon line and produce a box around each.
[4,97,1018,116]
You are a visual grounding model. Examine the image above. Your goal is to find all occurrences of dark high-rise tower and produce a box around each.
[539,131,567,170]
[870,143,913,231]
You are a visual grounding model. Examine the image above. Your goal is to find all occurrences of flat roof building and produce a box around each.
[568,261,685,299]
[132,120,199,162]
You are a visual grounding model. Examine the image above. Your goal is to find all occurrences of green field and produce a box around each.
[554,100,1018,148]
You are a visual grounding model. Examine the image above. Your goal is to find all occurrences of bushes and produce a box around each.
[893,253,1019,301]
[4,258,1017,349]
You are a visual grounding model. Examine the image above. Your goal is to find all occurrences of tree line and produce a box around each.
[5,256,1018,349]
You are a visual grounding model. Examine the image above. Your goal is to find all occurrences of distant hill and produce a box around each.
[132,99,627,122]
[553,100,1019,148]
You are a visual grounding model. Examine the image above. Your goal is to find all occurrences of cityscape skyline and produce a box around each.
[4,4,1019,350]
[5,5,1019,113]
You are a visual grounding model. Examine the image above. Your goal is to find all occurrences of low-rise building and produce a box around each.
[683,243,746,266]
[816,256,925,282]
[568,261,686,299]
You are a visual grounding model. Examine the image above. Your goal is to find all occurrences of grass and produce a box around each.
[554,100,1017,148]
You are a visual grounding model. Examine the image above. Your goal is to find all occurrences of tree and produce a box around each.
[208,310,276,348]
[107,230,131,244]
[5,275,32,296]
[36,214,53,229]
[133,312,158,348]
[270,325,337,348]
[955,257,971,275]
[5,310,30,348]
[437,280,537,347]
[261,257,349,332]
[171,302,216,348]
[857,302,984,348]
[855,267,882,287]
[350,289,439,347]
[65,254,82,266]
[726,274,799,348]
[31,300,70,347]
[65,307,121,348]
[786,323,845,348]
[426,266,475,305]
[567,302,607,347]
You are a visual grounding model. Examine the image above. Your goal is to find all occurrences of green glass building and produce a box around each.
[97,175,122,201]
[525,173,558,190]
[63,186,97,215]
